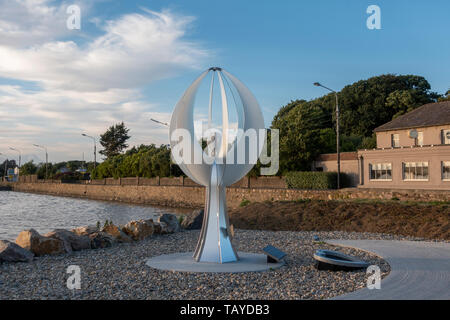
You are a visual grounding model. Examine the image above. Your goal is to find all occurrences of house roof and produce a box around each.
[373,101,450,132]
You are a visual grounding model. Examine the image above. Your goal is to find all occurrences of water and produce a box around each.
[0,191,191,241]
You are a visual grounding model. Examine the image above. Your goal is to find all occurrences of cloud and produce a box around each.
[0,7,208,91]
[0,2,209,162]
[0,0,80,48]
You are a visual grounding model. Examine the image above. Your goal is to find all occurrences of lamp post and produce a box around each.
[9,147,21,181]
[33,144,48,179]
[150,118,172,176]
[150,118,169,127]
[314,82,341,189]
[81,133,96,172]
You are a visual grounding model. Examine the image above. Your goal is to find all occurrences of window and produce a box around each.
[416,132,423,146]
[442,129,450,145]
[403,162,429,181]
[391,134,400,147]
[443,162,450,180]
[370,163,392,180]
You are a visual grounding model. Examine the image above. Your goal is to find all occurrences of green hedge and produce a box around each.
[285,171,350,189]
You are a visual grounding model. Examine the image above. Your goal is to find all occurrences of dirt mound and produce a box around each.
[229,200,450,240]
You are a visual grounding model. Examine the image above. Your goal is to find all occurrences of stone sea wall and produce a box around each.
[2,181,449,208]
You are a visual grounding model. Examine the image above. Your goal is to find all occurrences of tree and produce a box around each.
[336,74,439,137]
[438,89,450,102]
[99,122,131,159]
[20,161,37,175]
[92,144,178,179]
[272,101,334,173]
[272,74,440,173]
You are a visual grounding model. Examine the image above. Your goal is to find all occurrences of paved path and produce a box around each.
[327,240,450,300]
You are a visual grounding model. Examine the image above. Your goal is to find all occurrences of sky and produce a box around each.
[0,0,449,163]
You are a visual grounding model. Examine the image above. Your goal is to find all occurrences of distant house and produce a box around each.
[58,167,70,174]
[358,101,450,190]
[315,101,450,190]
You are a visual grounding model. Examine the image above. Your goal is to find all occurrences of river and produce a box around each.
[0,191,191,241]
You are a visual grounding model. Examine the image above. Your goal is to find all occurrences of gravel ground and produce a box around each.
[0,229,412,300]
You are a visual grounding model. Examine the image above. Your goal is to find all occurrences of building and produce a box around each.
[358,101,450,190]
[313,152,359,187]
[315,101,450,190]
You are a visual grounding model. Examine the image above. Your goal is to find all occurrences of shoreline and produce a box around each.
[1,188,448,241]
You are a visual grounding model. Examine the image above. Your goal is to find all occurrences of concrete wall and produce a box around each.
[36,176,287,189]
[358,145,450,190]
[376,125,450,148]
[3,182,449,208]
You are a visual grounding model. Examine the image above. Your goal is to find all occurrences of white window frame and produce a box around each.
[391,134,400,148]
[416,131,423,146]
[402,162,429,181]
[442,161,450,181]
[442,129,450,145]
[369,163,392,181]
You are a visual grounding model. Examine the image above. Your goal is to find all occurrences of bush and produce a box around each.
[240,198,251,207]
[54,171,84,181]
[285,171,350,189]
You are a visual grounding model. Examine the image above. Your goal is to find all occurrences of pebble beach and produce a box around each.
[0,229,400,300]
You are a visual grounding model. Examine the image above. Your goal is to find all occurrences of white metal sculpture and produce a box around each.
[169,67,265,263]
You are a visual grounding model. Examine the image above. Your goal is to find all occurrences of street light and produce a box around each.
[33,144,48,179]
[314,82,341,189]
[150,118,172,176]
[9,147,21,180]
[81,133,97,172]
[150,118,169,127]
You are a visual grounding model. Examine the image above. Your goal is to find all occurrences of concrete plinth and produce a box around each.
[146,252,285,273]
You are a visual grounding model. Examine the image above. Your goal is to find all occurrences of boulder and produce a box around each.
[181,209,204,230]
[158,221,170,234]
[15,229,65,256]
[122,220,154,241]
[45,229,91,253]
[71,225,99,236]
[0,240,34,263]
[156,214,181,233]
[152,221,162,234]
[102,224,132,243]
[89,232,115,249]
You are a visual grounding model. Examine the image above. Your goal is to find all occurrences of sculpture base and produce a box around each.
[146,252,285,273]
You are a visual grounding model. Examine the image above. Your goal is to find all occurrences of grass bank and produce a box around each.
[229,199,450,240]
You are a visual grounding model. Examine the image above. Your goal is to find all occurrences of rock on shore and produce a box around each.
[3,213,183,262]
[122,220,155,241]
[44,229,91,253]
[15,229,65,256]
[156,214,181,233]
[0,240,34,263]
[102,225,132,243]
[181,209,204,230]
